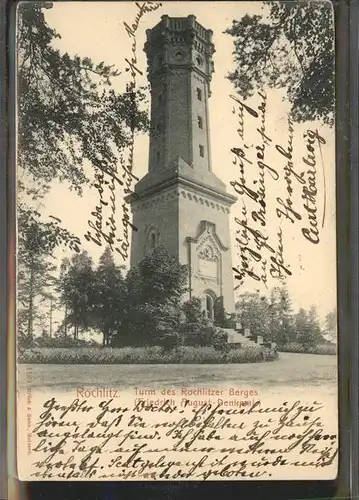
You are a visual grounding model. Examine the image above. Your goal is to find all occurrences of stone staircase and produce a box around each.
[223,328,259,347]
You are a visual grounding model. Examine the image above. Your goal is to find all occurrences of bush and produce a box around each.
[18,335,33,349]
[181,297,228,348]
[18,335,100,349]
[181,298,203,324]
[180,320,229,350]
[181,322,216,347]
[18,345,278,364]
[158,333,181,352]
[212,329,228,351]
[116,302,181,347]
[279,342,337,355]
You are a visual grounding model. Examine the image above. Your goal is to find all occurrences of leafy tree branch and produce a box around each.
[225,1,334,125]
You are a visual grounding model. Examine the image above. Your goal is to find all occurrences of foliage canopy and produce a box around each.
[225,1,334,125]
[17,2,149,195]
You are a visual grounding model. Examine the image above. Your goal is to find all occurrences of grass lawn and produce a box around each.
[18,352,337,394]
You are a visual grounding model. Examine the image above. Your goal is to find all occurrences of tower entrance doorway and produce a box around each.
[203,290,216,322]
[206,294,214,321]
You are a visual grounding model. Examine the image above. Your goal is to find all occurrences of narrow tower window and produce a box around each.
[150,232,157,249]
[199,145,204,157]
[196,88,202,101]
[156,122,162,135]
[198,116,203,129]
[147,228,159,253]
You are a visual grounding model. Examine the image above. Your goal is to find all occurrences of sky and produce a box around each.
[21,1,336,326]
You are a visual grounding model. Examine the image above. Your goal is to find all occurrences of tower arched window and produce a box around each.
[150,232,157,249]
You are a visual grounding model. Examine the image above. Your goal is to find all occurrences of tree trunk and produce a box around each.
[64,305,68,338]
[49,297,53,338]
[103,327,108,347]
[27,267,34,341]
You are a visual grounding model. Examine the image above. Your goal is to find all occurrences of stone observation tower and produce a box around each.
[129,15,237,318]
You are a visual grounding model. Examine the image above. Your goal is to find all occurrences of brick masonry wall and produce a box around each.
[130,188,179,266]
[167,72,191,167]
